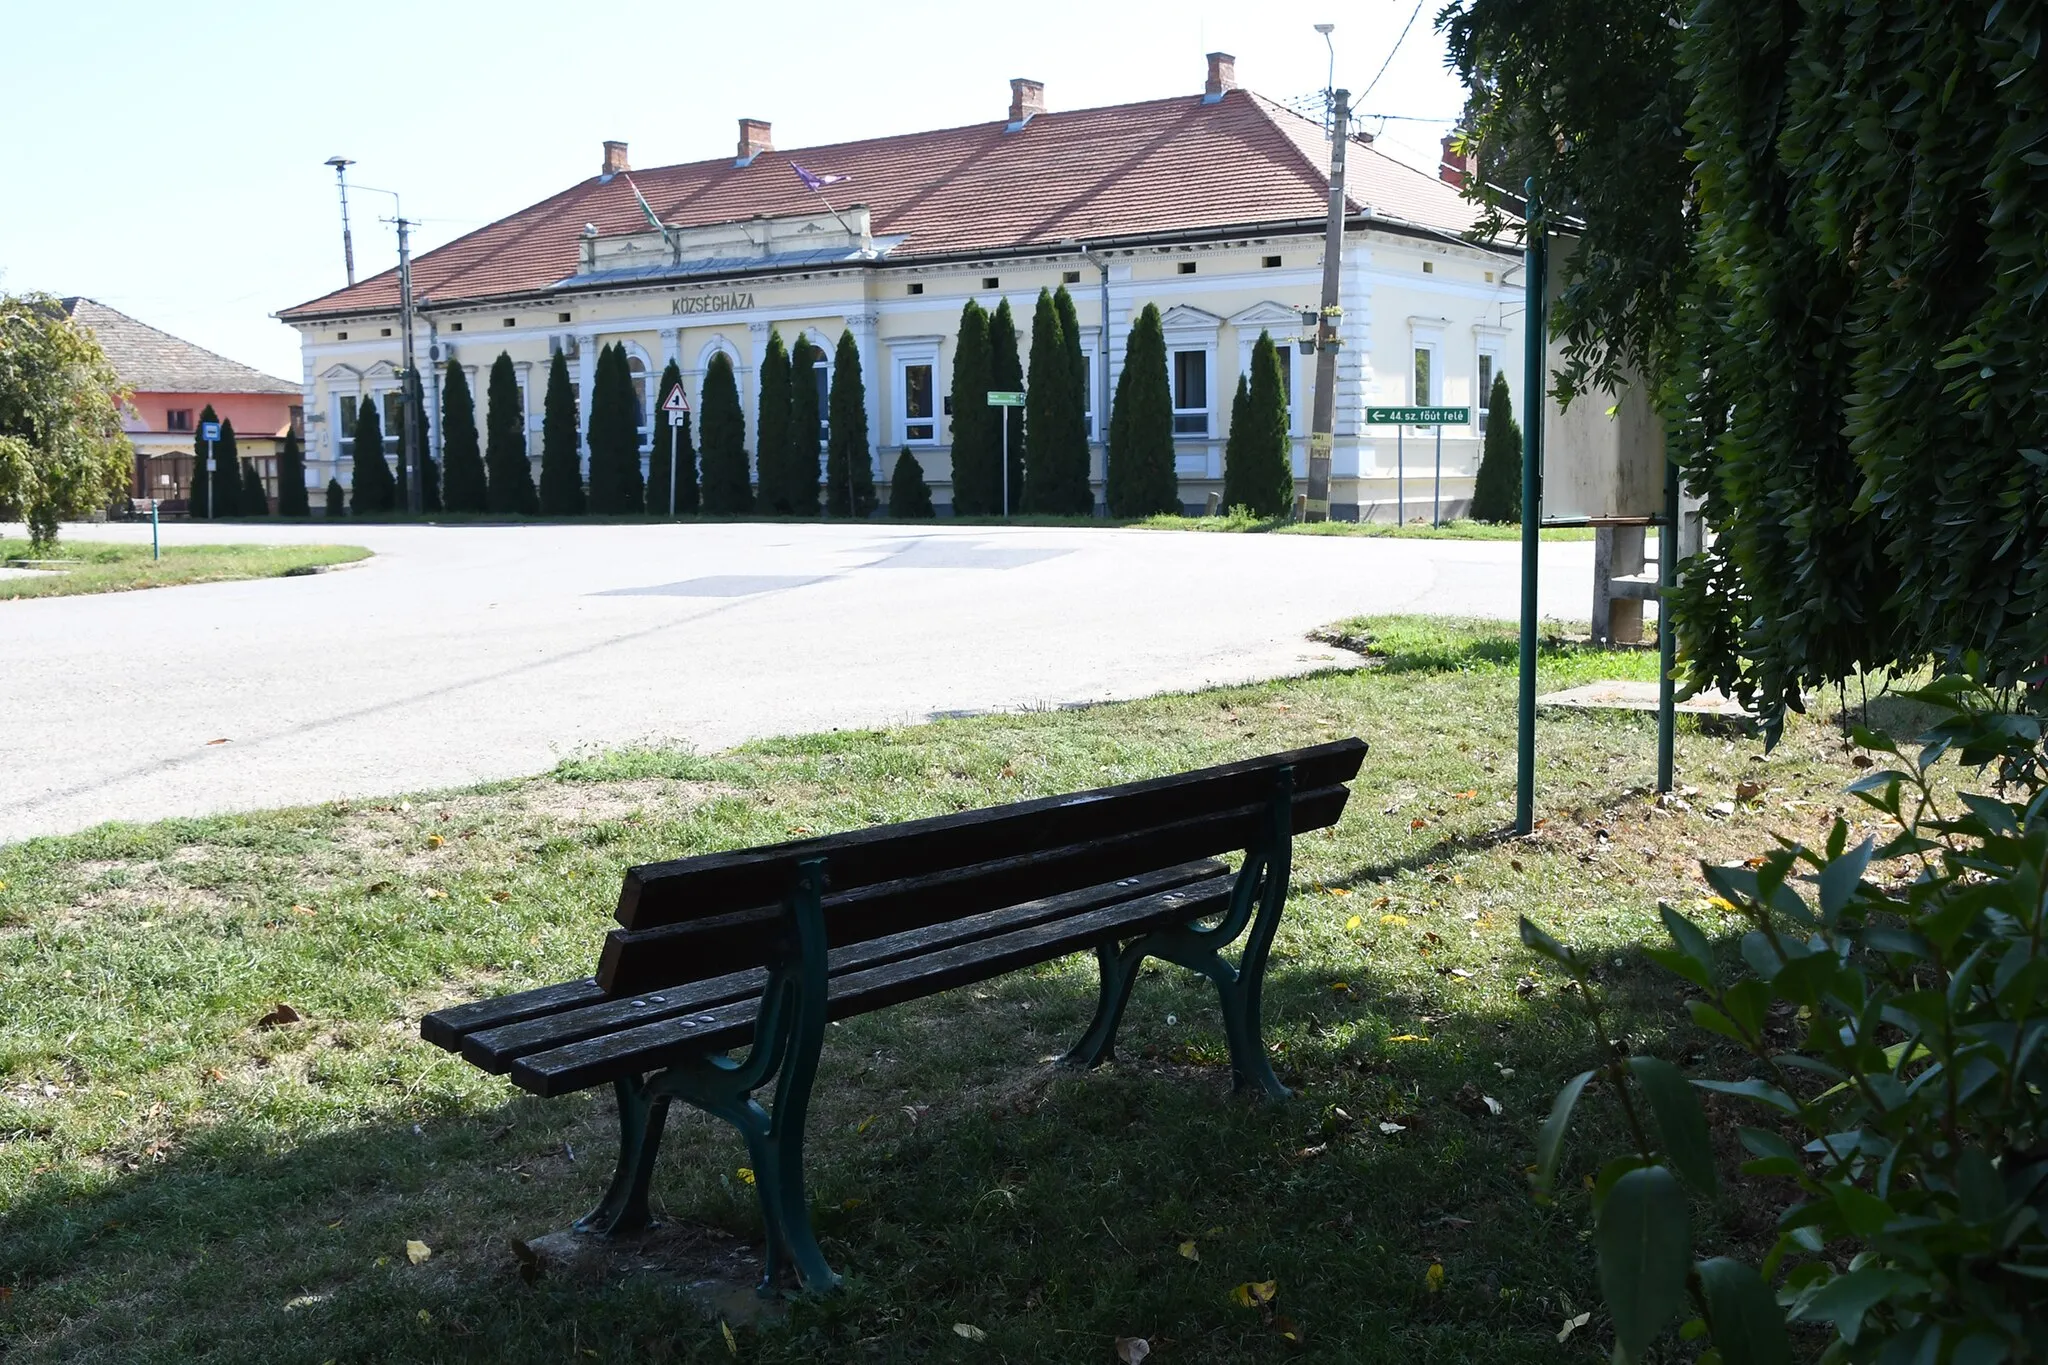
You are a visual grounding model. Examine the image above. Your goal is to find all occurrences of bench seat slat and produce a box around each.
[509,875,1235,1098]
[595,782,1350,994]
[420,977,606,1052]
[616,737,1366,930]
[458,860,1228,1074]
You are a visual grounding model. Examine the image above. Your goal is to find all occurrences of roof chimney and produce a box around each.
[736,118,773,166]
[1203,52,1237,102]
[1007,78,1045,130]
[601,140,630,176]
[1439,132,1477,188]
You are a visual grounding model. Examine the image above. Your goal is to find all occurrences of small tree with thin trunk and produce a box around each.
[190,403,216,517]
[987,299,1024,514]
[888,449,934,518]
[698,351,751,513]
[1105,303,1179,517]
[350,403,391,515]
[277,430,309,516]
[1468,372,1522,523]
[786,333,822,516]
[755,330,793,514]
[648,359,684,517]
[825,329,875,518]
[241,459,267,515]
[1222,374,1251,512]
[325,478,345,517]
[440,359,486,512]
[533,351,578,516]
[486,352,539,514]
[1237,331,1293,517]
[947,301,993,515]
[213,418,242,517]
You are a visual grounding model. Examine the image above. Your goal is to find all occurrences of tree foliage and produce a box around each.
[277,430,309,517]
[240,457,268,516]
[586,343,644,515]
[754,329,794,514]
[887,448,933,518]
[1225,331,1292,517]
[1024,288,1091,514]
[440,359,486,513]
[784,333,822,517]
[490,351,541,515]
[324,477,344,518]
[533,351,577,516]
[647,359,687,517]
[1468,372,1521,523]
[1105,303,1178,517]
[825,329,875,518]
[188,403,215,521]
[698,351,751,514]
[0,296,131,546]
[947,301,994,516]
[349,402,391,516]
[987,299,1025,514]
[212,418,242,518]
[1440,0,2048,731]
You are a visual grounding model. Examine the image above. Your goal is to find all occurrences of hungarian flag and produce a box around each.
[790,163,852,193]
[622,174,665,233]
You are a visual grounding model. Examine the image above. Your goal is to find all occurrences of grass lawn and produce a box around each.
[0,539,371,600]
[0,618,1911,1362]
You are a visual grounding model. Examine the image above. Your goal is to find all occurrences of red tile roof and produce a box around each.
[281,90,1488,321]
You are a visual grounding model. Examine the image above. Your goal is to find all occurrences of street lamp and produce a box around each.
[325,156,357,286]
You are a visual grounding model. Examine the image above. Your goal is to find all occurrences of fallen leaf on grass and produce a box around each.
[1116,1337,1152,1363]
[1179,1239,1199,1262]
[1851,754,1874,769]
[735,1167,755,1186]
[422,888,447,900]
[291,904,316,916]
[1380,913,1409,927]
[1557,1311,1592,1343]
[1274,1314,1304,1344]
[1230,1280,1278,1308]
[257,1003,300,1029]
[1345,915,1363,930]
[426,834,445,849]
[1410,818,1429,831]
[206,738,230,746]
[1452,790,1477,799]
[488,890,512,903]
[1510,859,1524,872]
[722,1320,739,1354]
[417,1308,432,1324]
[953,1322,987,1341]
[1328,886,1351,897]
[1378,1121,1407,1135]
[1386,1034,1429,1044]
[405,1239,432,1265]
[1734,779,1763,803]
[1482,1095,1504,1116]
[366,881,392,895]
[1425,1263,1445,1293]
[854,1114,879,1135]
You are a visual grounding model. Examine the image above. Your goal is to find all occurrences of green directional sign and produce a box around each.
[986,390,1026,407]
[1366,405,1471,426]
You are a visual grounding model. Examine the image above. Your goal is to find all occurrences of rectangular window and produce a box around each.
[906,282,924,295]
[383,391,405,443]
[812,365,830,441]
[380,327,392,337]
[1422,261,1434,274]
[1062,270,1081,284]
[1262,254,1282,268]
[166,408,193,432]
[903,363,935,442]
[337,395,358,461]
[451,322,463,332]
[1172,350,1209,435]
[1177,261,1197,275]
[1413,347,1433,407]
[981,276,999,290]
[503,317,517,327]
[1477,353,1496,434]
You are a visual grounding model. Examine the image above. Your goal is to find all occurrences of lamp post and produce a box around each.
[324,156,357,286]
[1303,23,1349,521]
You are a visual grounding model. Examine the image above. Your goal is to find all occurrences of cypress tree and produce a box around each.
[587,344,644,514]
[825,329,875,518]
[484,352,539,514]
[648,359,683,517]
[785,333,822,516]
[395,368,436,513]
[1243,331,1294,517]
[325,477,345,517]
[1023,289,1065,514]
[213,418,242,517]
[987,298,1024,514]
[241,458,267,515]
[1222,374,1252,513]
[349,402,391,515]
[1053,285,1094,512]
[533,350,579,515]
[190,404,216,517]
[1106,304,1179,517]
[440,359,486,512]
[888,449,934,518]
[754,330,792,513]
[277,430,309,516]
[698,351,751,513]
[1469,372,1523,523]
[946,301,993,515]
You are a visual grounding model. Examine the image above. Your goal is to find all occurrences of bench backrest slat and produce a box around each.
[594,778,1354,995]
[614,737,1366,932]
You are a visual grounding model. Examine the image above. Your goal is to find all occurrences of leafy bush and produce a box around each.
[886,448,933,519]
[1524,678,2048,1363]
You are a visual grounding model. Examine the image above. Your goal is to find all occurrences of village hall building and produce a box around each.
[279,56,1522,520]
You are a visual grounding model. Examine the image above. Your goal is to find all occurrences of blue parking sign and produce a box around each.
[200,421,221,441]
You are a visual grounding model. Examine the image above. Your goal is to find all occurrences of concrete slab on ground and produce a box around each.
[1537,679,1750,717]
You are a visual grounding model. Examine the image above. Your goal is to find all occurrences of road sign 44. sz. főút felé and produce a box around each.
[1366,406,1470,425]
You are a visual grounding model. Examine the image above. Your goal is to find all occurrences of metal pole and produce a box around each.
[396,215,423,515]
[1001,416,1010,520]
[205,437,213,520]
[1656,450,1679,792]
[1397,426,1404,525]
[1514,185,1548,836]
[151,498,159,560]
[328,158,357,286]
[1304,88,1350,520]
[670,431,679,519]
[1432,423,1442,527]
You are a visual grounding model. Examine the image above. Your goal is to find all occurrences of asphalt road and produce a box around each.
[2,521,1596,843]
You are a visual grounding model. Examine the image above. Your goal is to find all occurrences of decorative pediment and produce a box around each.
[1227,300,1305,330]
[362,360,401,380]
[1158,304,1225,333]
[319,362,362,383]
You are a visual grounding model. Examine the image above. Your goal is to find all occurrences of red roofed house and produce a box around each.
[280,57,1520,519]
[63,298,302,512]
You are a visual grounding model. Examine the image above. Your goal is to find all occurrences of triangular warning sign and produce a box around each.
[662,383,690,413]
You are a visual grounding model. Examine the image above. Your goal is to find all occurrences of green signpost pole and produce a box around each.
[986,390,1026,521]
[1515,186,1547,837]
[1656,450,1679,792]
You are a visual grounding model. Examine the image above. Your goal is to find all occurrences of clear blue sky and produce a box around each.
[2,0,1468,379]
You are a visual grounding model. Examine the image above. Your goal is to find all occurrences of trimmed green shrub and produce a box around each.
[533,351,578,516]
[239,459,267,515]
[987,298,1024,514]
[698,351,751,514]
[1105,303,1178,517]
[325,478,344,518]
[784,332,822,517]
[1054,284,1094,512]
[277,431,309,516]
[887,449,934,518]
[1468,372,1521,523]
[1024,288,1088,514]
[647,359,684,517]
[825,329,874,518]
[189,404,216,518]
[754,329,793,514]
[212,418,242,517]
[947,301,993,515]
[586,343,644,514]
[349,403,391,515]
[440,359,486,512]
[1225,331,1291,517]
[1221,374,1250,516]
[488,352,540,514]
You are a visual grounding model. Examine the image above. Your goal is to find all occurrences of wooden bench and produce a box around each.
[421,737,1366,1293]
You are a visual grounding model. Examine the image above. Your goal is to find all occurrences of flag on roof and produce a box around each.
[622,174,666,235]
[790,163,852,193]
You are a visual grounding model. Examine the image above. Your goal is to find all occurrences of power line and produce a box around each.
[1357,0,1428,103]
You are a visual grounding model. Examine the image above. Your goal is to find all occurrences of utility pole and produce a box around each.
[395,213,424,514]
[1303,84,1349,521]
[325,157,357,286]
